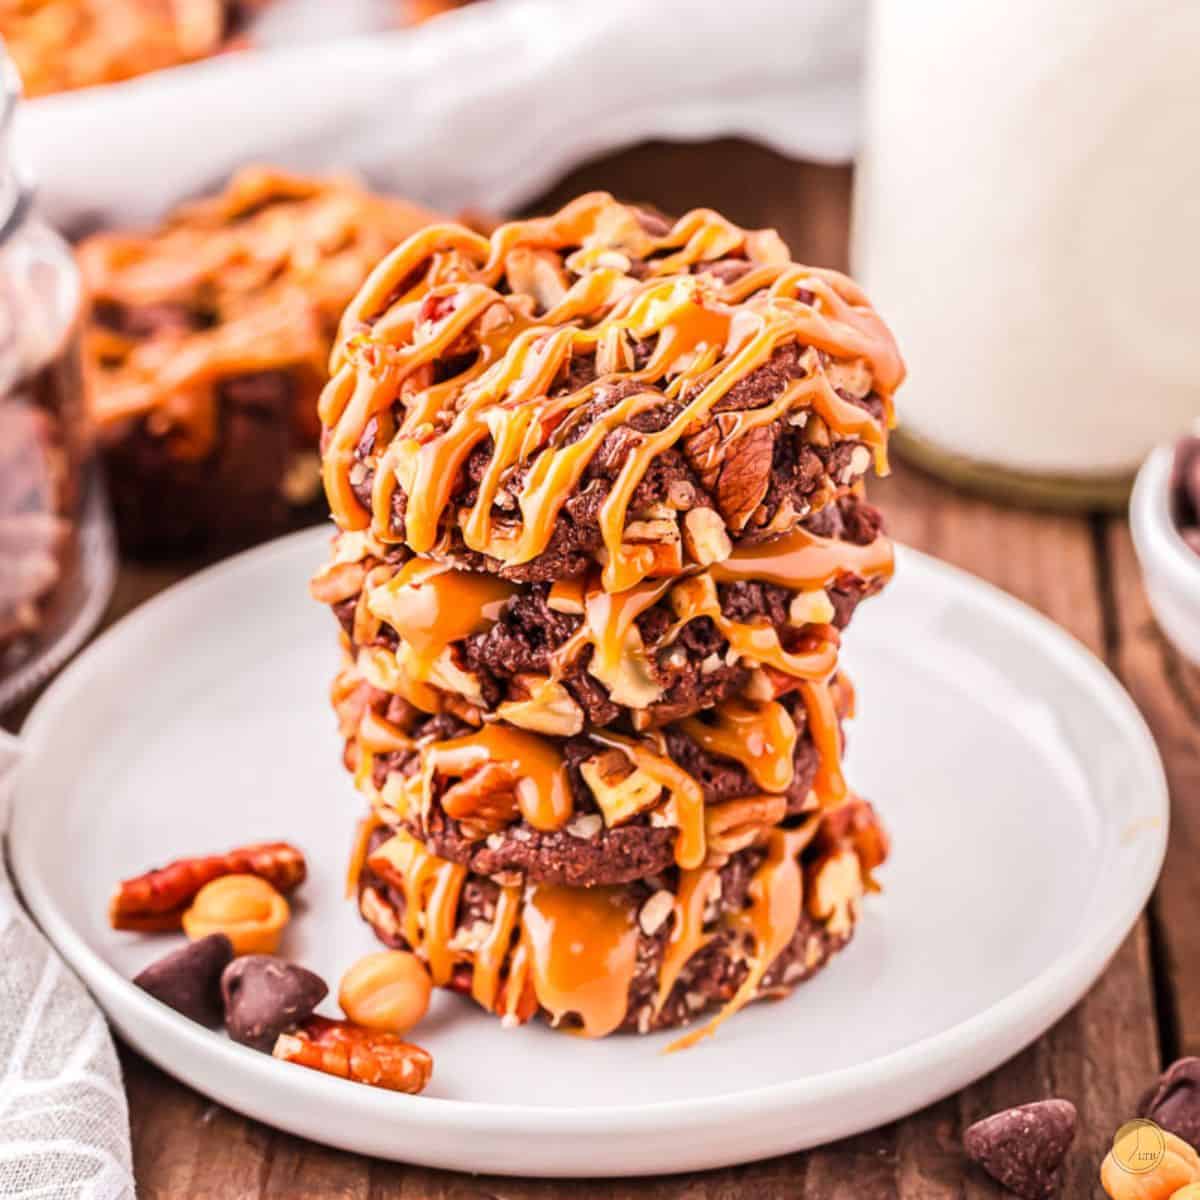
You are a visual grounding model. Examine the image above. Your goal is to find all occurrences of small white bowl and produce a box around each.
[1131,444,1200,666]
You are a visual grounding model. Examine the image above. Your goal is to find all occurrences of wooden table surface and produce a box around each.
[16,146,1199,1197]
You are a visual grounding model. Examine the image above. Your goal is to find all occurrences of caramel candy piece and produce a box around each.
[182,874,289,955]
[338,950,432,1036]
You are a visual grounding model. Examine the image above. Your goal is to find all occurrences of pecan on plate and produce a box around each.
[273,1015,433,1094]
[109,842,307,931]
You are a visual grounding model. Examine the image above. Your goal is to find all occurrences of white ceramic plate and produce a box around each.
[8,528,1167,1177]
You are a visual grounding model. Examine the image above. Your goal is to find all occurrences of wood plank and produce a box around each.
[1106,521,1200,1060]
[122,1048,373,1200]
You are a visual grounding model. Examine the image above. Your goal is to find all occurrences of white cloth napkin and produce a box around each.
[0,734,133,1200]
[21,0,865,230]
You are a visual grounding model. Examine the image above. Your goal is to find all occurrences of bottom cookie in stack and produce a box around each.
[349,793,887,1046]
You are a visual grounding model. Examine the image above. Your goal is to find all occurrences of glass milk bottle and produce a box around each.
[852,0,1200,508]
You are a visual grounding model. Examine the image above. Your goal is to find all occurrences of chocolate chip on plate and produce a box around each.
[963,1099,1077,1199]
[221,956,328,1051]
[1137,1057,1200,1151]
[133,933,234,1025]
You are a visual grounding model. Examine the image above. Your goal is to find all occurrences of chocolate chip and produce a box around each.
[221,956,328,1051]
[963,1099,1077,1199]
[1137,1058,1200,1151]
[133,934,233,1025]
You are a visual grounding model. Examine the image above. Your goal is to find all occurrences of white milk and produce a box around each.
[852,0,1200,485]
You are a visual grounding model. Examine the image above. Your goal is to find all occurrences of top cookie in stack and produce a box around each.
[312,194,904,1043]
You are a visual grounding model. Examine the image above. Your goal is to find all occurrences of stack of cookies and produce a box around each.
[311,194,903,1044]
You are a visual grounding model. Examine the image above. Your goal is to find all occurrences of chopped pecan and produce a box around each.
[580,754,663,826]
[821,797,890,878]
[273,1015,433,1094]
[495,675,584,737]
[807,848,863,937]
[440,762,520,834]
[309,559,367,605]
[704,794,789,860]
[109,842,307,932]
[681,420,724,492]
[715,426,775,532]
[681,506,731,566]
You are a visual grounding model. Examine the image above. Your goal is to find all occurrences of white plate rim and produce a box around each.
[6,528,1169,1168]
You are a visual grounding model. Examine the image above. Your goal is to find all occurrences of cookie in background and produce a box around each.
[78,166,443,556]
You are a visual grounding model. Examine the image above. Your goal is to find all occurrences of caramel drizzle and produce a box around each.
[361,814,846,1046]
[677,699,798,794]
[668,822,818,1052]
[589,730,708,870]
[471,883,523,1014]
[666,574,839,682]
[366,561,517,682]
[367,830,466,987]
[354,520,889,725]
[655,867,722,1012]
[549,522,890,692]
[423,724,574,832]
[709,523,895,591]
[798,679,848,807]
[319,193,903,591]
[345,811,383,899]
[518,883,640,1038]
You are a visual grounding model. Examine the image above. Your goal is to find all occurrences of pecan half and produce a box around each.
[715,426,775,532]
[273,1015,433,1094]
[109,842,307,932]
[439,763,520,835]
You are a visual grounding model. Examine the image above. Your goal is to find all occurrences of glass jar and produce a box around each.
[853,0,1200,510]
[0,49,113,710]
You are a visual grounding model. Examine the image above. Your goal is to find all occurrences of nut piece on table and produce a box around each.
[580,751,663,826]
[963,1099,1076,1200]
[1138,1059,1200,1153]
[109,842,307,932]
[681,507,732,567]
[133,933,234,1026]
[221,956,329,1051]
[1101,1126,1200,1200]
[273,1015,433,1095]
[182,875,290,956]
[338,950,432,1036]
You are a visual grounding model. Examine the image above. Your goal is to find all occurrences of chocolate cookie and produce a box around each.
[319,193,904,590]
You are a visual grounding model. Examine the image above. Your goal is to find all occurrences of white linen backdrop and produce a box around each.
[2,2,863,1194]
[22,0,864,230]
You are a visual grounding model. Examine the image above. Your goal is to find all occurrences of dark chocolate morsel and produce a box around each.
[963,1099,1077,1200]
[1137,1057,1200,1151]
[133,934,234,1026]
[221,956,328,1051]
